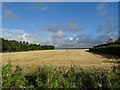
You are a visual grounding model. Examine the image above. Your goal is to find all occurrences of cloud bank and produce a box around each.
[2,28,38,43]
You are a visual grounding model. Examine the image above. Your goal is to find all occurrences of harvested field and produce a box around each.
[2,49,119,71]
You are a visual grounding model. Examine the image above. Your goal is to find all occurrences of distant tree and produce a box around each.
[20,41,22,43]
[114,38,120,44]
[26,42,29,45]
[1,38,55,52]
[23,41,25,44]
[0,38,2,52]
[107,38,113,44]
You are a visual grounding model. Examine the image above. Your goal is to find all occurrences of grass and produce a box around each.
[2,62,120,89]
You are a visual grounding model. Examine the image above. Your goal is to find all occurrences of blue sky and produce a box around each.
[2,2,118,48]
[2,0,120,2]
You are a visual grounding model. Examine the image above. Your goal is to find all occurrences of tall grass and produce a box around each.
[2,62,120,89]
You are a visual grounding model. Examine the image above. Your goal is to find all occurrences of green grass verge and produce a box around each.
[2,62,120,89]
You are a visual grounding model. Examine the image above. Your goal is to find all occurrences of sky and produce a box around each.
[2,2,118,48]
[1,0,120,2]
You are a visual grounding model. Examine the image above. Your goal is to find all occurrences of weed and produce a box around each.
[2,63,120,89]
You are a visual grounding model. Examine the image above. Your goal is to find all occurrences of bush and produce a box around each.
[2,63,120,89]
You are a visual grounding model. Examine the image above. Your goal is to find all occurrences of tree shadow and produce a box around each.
[86,50,120,60]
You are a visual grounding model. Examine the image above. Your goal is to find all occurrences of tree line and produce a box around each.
[89,38,120,56]
[0,38,55,52]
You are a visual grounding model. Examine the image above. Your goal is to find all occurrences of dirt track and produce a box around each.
[2,49,119,70]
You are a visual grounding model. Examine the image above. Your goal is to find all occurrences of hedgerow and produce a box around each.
[2,62,120,89]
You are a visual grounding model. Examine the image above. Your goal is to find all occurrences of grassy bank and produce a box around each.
[2,62,120,89]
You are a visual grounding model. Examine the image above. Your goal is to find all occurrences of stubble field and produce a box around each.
[2,49,119,71]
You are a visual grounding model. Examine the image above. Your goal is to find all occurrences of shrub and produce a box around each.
[2,63,120,89]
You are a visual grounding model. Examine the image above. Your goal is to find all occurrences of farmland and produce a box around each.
[2,49,120,89]
[2,49,119,71]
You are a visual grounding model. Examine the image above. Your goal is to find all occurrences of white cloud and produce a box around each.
[0,2,2,11]
[43,22,82,33]
[93,33,117,44]
[3,9,21,20]
[54,31,64,38]
[55,34,94,48]
[42,19,118,48]
[0,16,2,20]
[0,28,2,37]
[45,32,118,48]
[97,3,108,16]
[96,22,118,34]
[2,28,38,43]
[40,7,49,11]
[43,24,63,33]
[43,37,53,45]
[3,26,117,48]
[69,37,73,41]
[28,2,49,11]
[66,22,82,32]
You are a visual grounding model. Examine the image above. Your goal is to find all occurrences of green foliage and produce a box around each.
[89,39,120,56]
[89,44,120,56]
[106,38,113,44]
[2,63,120,89]
[2,62,25,88]
[0,38,55,52]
